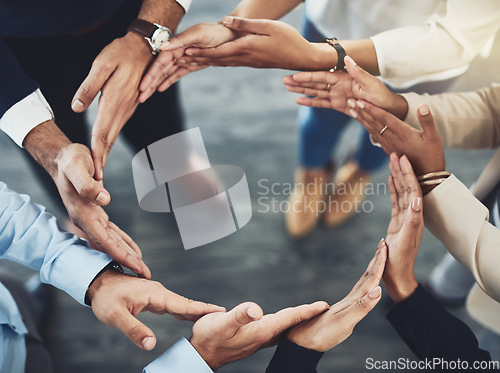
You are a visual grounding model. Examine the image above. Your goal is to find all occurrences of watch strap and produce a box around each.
[128,19,157,39]
[84,261,125,306]
[324,38,346,72]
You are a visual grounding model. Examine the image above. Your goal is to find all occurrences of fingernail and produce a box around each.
[99,169,103,180]
[349,108,358,118]
[185,49,193,56]
[347,99,356,108]
[72,99,84,112]
[246,306,258,319]
[344,55,356,67]
[190,62,198,66]
[356,100,365,109]
[141,336,155,350]
[160,41,170,50]
[96,191,110,205]
[222,16,234,25]
[411,198,422,212]
[418,104,429,116]
[368,286,382,299]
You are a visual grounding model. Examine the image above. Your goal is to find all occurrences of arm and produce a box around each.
[387,285,493,367]
[143,301,329,372]
[0,182,224,350]
[401,84,500,150]
[22,120,151,278]
[71,0,187,180]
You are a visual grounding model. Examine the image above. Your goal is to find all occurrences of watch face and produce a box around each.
[151,28,172,51]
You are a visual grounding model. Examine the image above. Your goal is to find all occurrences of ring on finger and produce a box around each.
[379,125,389,135]
[326,83,331,90]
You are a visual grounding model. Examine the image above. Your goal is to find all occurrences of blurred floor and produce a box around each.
[0,1,499,372]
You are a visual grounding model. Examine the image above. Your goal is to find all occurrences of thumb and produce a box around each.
[404,197,423,230]
[112,308,157,350]
[416,104,439,137]
[226,302,263,331]
[222,16,271,35]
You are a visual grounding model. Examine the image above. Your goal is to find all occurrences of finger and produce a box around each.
[295,97,335,109]
[222,16,273,35]
[403,197,423,232]
[388,174,400,218]
[266,301,330,335]
[86,221,145,276]
[284,80,330,91]
[337,286,382,329]
[110,308,157,350]
[416,104,439,138]
[139,53,176,93]
[388,153,405,210]
[151,288,225,319]
[225,302,263,331]
[161,28,204,51]
[291,70,340,86]
[399,155,423,201]
[344,56,374,87]
[64,160,111,206]
[285,85,330,99]
[72,59,115,113]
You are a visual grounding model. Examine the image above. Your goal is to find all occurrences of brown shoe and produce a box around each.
[323,161,371,227]
[285,166,333,239]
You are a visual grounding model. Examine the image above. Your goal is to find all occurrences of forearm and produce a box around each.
[229,0,304,20]
[23,119,72,179]
[137,0,185,32]
[424,175,500,302]
[387,285,493,365]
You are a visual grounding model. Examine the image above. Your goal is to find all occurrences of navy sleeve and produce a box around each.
[386,285,496,372]
[0,38,39,118]
[265,338,324,373]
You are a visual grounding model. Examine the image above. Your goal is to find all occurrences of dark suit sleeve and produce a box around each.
[0,38,39,118]
[386,285,495,372]
[265,338,324,373]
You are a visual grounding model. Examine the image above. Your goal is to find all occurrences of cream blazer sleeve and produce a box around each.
[371,0,500,88]
[400,84,500,301]
[402,84,500,149]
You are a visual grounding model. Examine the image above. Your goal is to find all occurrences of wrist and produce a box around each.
[310,42,338,71]
[86,262,125,306]
[389,94,409,120]
[384,277,418,303]
[189,338,220,371]
[23,120,72,179]
[124,31,155,57]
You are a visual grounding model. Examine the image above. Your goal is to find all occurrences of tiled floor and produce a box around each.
[0,2,498,372]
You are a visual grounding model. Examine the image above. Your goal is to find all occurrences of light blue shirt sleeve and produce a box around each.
[0,181,112,305]
[143,338,213,373]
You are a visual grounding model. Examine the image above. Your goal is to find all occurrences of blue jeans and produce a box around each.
[298,18,456,172]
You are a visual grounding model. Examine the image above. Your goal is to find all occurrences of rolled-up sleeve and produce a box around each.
[175,0,192,12]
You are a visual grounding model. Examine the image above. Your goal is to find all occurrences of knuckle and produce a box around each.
[356,298,369,310]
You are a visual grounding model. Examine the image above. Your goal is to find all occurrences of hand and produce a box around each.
[382,154,423,303]
[72,32,154,180]
[53,143,151,278]
[189,301,329,370]
[139,22,237,101]
[174,17,334,71]
[350,101,446,179]
[87,271,225,350]
[283,56,408,119]
[286,240,386,352]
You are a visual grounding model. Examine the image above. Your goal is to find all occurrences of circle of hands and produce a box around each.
[50,15,450,370]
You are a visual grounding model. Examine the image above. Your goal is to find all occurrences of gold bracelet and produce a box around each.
[419,178,448,186]
[417,171,451,182]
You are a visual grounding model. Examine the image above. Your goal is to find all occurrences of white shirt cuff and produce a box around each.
[0,89,54,148]
[143,338,213,373]
[175,0,192,12]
